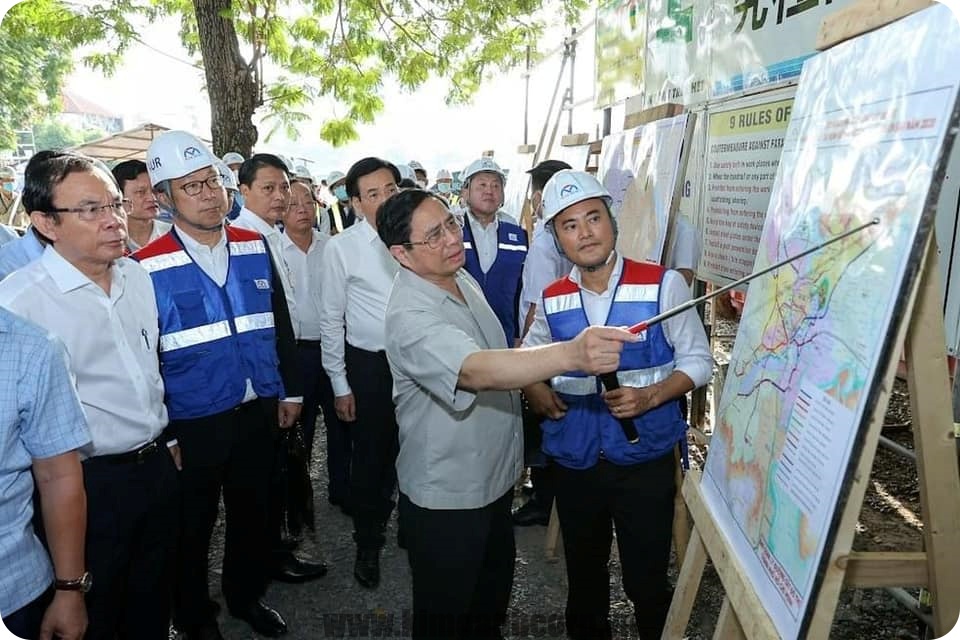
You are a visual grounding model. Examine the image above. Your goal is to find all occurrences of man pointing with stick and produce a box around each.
[522,170,712,640]
[377,188,637,640]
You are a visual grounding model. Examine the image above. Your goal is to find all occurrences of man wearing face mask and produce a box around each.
[0,166,25,230]
[327,170,357,234]
[409,160,428,189]
[430,169,455,204]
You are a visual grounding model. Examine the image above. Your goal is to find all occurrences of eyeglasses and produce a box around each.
[47,200,129,222]
[404,214,464,250]
[179,175,223,197]
[287,199,316,211]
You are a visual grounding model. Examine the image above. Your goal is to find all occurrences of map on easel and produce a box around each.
[598,113,693,264]
[700,5,960,638]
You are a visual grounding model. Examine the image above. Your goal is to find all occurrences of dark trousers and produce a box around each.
[171,399,276,631]
[399,491,515,640]
[82,443,180,640]
[345,343,399,549]
[521,401,554,506]
[297,340,351,504]
[2,586,53,639]
[553,453,676,640]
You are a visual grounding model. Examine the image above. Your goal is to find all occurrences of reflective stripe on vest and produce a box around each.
[543,292,581,315]
[229,240,267,256]
[139,250,192,274]
[235,312,275,334]
[159,320,232,352]
[497,243,527,252]
[551,362,674,397]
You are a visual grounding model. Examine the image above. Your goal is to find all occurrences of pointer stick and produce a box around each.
[601,217,880,444]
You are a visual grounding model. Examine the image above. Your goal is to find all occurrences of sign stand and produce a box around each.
[663,237,960,638]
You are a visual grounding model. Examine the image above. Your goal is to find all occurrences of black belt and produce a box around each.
[297,339,323,347]
[90,439,162,465]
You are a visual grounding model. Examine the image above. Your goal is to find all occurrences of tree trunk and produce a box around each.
[192,0,259,157]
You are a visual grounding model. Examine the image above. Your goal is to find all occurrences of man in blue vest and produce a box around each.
[460,157,528,345]
[134,131,302,640]
[521,170,712,640]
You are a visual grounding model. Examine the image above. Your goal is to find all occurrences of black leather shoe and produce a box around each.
[512,499,550,526]
[271,551,328,583]
[229,600,288,637]
[354,548,380,589]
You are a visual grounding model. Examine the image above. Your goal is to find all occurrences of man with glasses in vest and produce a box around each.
[133,131,302,640]
[521,170,712,640]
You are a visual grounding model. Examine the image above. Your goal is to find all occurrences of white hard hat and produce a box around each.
[327,170,345,185]
[541,170,614,225]
[0,166,15,180]
[294,164,313,182]
[436,168,452,180]
[222,152,245,165]
[397,164,416,183]
[146,130,218,187]
[275,154,295,173]
[214,160,239,191]
[409,160,425,172]
[462,157,506,183]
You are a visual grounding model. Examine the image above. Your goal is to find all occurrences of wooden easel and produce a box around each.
[664,232,960,638]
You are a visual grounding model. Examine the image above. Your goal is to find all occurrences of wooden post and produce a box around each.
[905,245,960,636]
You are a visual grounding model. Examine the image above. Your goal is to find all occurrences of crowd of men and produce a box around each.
[0,129,710,640]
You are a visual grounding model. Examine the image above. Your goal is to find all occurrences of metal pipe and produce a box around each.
[878,434,917,461]
[523,45,531,145]
[884,587,934,630]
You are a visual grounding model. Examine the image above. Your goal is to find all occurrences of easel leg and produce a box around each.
[905,246,960,637]
[662,526,708,639]
[714,598,747,640]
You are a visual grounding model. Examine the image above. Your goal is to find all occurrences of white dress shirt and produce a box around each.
[126,220,172,253]
[319,218,399,397]
[523,253,713,388]
[281,229,328,340]
[0,247,168,457]
[177,227,302,404]
[231,207,300,338]
[465,210,501,273]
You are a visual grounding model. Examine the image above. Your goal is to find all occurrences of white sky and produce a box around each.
[8,3,599,181]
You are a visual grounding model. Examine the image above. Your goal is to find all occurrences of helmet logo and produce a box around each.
[183,147,202,159]
[560,183,581,197]
[148,157,162,170]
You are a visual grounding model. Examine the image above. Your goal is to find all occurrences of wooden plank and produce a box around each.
[838,551,929,588]
[682,472,779,639]
[560,133,589,147]
[662,526,708,639]
[714,598,746,640]
[623,103,684,130]
[905,246,960,637]
[805,238,931,638]
[544,498,562,562]
[516,144,537,154]
[816,0,934,51]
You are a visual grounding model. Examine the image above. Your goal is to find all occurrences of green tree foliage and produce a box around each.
[158,0,588,154]
[2,0,587,156]
[32,119,107,150]
[0,0,149,151]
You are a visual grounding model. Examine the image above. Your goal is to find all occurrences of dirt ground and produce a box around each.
[198,319,936,639]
